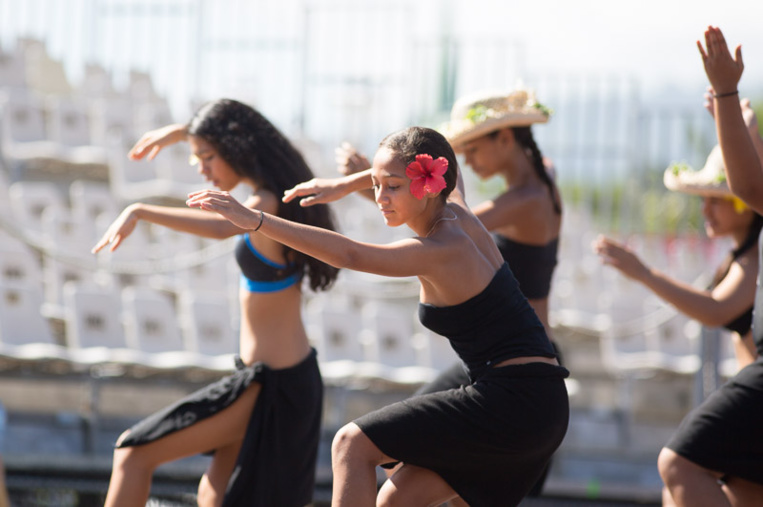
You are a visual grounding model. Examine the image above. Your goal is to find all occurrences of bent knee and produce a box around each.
[331,423,379,465]
[112,433,156,474]
[658,447,681,481]
[331,423,363,456]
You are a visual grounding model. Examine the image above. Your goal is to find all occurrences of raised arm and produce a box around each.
[128,123,188,161]
[698,26,763,214]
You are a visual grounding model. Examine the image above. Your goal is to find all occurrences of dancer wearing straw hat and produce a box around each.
[595,145,762,373]
[654,26,763,506]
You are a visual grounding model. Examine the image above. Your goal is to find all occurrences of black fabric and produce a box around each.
[418,263,556,380]
[355,362,569,506]
[356,263,569,505]
[666,236,763,486]
[117,349,323,507]
[666,359,763,485]
[235,233,301,283]
[755,233,763,356]
[723,307,753,336]
[493,234,558,299]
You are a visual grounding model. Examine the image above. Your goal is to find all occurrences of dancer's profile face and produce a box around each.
[188,135,242,192]
[461,133,507,180]
[371,147,427,228]
[701,196,753,240]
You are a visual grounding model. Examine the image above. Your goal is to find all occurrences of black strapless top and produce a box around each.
[493,234,558,299]
[418,262,557,380]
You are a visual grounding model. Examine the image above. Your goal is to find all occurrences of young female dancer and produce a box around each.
[594,145,761,372]
[335,90,562,499]
[655,26,763,506]
[92,99,339,506]
[188,126,570,506]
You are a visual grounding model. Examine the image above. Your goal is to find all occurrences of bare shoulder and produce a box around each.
[243,188,280,215]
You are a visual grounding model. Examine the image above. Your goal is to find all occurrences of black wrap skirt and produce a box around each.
[354,361,570,506]
[666,358,763,485]
[117,348,323,507]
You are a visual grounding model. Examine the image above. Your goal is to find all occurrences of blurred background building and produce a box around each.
[0,0,761,505]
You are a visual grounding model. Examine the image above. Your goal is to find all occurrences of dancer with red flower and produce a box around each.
[189,126,569,506]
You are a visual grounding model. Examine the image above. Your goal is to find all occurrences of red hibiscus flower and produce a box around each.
[405,154,448,200]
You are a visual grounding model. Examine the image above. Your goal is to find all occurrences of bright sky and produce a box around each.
[451,0,763,97]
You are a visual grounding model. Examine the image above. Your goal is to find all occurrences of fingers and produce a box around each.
[282,184,314,203]
[735,44,744,70]
[697,39,708,60]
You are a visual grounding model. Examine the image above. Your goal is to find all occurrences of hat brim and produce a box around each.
[444,112,549,152]
[662,168,731,197]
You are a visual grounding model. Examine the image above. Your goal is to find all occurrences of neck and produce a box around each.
[423,204,457,238]
[501,148,536,188]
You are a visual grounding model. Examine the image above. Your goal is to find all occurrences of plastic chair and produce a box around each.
[8,181,67,234]
[177,292,237,371]
[62,282,138,366]
[121,286,200,369]
[0,282,68,362]
[359,301,435,385]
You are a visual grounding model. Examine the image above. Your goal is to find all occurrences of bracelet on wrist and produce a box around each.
[253,211,264,232]
[713,90,739,98]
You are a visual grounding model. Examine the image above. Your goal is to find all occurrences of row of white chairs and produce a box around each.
[0,280,238,372]
[304,295,459,387]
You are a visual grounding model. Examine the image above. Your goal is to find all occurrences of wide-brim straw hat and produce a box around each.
[441,88,552,152]
[663,144,732,197]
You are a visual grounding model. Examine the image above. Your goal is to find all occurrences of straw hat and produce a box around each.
[663,145,732,198]
[441,88,552,152]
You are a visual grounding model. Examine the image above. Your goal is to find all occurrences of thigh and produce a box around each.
[121,382,262,468]
[378,463,458,507]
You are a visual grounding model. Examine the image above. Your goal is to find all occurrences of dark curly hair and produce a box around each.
[187,98,339,291]
[378,126,459,200]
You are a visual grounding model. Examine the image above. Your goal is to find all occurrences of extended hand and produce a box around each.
[186,190,263,230]
[335,142,371,176]
[697,26,744,96]
[282,177,349,207]
[92,206,140,253]
[592,235,648,281]
[128,123,188,161]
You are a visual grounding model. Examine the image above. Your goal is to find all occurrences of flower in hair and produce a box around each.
[405,154,448,200]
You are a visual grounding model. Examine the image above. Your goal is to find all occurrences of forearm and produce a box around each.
[638,268,733,327]
[133,203,243,239]
[714,97,763,211]
[255,212,364,270]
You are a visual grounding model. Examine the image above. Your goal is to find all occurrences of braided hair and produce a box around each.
[187,99,339,291]
[511,127,562,214]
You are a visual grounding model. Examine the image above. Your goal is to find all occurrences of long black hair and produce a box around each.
[378,126,459,200]
[187,98,339,291]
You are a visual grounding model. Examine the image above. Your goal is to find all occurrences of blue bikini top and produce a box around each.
[234,234,302,293]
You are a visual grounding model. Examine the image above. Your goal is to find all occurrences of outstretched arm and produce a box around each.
[189,189,443,278]
[593,235,757,328]
[698,26,763,214]
[282,169,374,207]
